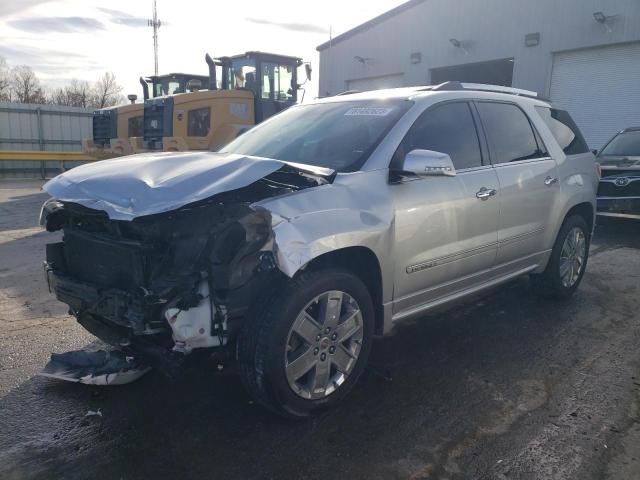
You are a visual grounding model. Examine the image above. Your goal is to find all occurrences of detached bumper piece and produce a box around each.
[39,349,151,385]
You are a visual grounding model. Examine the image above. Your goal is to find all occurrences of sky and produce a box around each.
[0,0,406,100]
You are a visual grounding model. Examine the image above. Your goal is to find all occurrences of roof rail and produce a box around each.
[460,83,538,98]
[430,81,463,91]
[428,81,540,99]
[335,90,360,96]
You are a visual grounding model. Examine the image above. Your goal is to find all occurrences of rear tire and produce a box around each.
[237,268,374,419]
[531,214,590,299]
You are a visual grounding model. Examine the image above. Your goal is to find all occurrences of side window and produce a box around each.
[535,106,589,155]
[127,116,143,137]
[476,102,543,164]
[187,107,210,137]
[261,62,294,101]
[400,102,483,170]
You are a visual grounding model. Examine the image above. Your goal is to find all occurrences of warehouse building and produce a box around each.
[316,0,640,148]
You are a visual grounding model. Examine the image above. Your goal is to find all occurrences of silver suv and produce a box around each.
[41,82,599,417]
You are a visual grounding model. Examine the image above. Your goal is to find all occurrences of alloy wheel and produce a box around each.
[284,290,364,400]
[559,227,586,288]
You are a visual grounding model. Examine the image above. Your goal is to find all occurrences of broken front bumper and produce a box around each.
[45,260,163,338]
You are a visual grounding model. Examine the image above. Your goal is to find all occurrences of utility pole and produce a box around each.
[148,0,161,76]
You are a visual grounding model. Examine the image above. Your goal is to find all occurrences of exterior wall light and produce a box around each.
[524,32,540,47]
[593,11,618,32]
[449,38,470,55]
[354,55,372,65]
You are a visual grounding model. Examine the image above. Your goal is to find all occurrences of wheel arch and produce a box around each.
[563,201,595,236]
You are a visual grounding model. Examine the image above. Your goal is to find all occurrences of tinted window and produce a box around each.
[535,106,589,155]
[187,107,210,137]
[477,102,542,164]
[400,102,483,170]
[221,100,412,172]
[599,131,640,157]
[127,116,143,137]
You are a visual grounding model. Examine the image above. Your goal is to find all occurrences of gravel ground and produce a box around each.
[0,180,639,480]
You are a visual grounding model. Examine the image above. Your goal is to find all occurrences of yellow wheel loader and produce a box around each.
[82,72,209,157]
[144,51,309,152]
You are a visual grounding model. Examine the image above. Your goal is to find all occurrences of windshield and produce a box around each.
[220,100,412,172]
[600,131,640,157]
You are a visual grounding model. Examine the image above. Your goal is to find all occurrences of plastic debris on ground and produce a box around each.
[38,349,151,385]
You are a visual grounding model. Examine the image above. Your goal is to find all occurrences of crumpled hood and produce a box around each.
[43,151,332,221]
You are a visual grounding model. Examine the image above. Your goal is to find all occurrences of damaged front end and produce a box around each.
[41,159,332,378]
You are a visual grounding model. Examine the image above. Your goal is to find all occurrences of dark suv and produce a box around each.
[597,127,640,219]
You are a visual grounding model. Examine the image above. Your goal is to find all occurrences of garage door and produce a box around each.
[550,43,640,150]
[346,73,404,92]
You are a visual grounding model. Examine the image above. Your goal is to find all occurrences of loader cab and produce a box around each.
[147,73,211,98]
[224,52,302,122]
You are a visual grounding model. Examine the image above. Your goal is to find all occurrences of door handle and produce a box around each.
[544,176,558,186]
[476,187,497,200]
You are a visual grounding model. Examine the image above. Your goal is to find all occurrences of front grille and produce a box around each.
[92,110,117,147]
[143,97,174,150]
[598,171,640,198]
[63,229,148,290]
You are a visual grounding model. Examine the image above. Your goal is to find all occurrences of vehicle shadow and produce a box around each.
[0,275,604,480]
[592,216,640,253]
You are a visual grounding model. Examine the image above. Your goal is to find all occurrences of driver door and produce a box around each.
[391,101,500,315]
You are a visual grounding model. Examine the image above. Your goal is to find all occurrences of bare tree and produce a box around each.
[93,72,124,108]
[10,65,46,103]
[0,57,10,101]
[48,73,124,108]
[70,79,92,108]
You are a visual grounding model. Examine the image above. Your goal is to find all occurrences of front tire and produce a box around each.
[237,269,374,419]
[531,214,590,299]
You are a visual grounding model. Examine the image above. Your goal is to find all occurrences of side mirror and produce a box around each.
[592,149,598,156]
[402,149,456,177]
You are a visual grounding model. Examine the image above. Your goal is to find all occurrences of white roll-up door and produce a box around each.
[346,73,404,92]
[550,43,640,150]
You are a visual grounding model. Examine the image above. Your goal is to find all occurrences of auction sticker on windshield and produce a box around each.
[344,107,393,116]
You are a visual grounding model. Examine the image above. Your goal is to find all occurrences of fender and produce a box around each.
[256,171,396,303]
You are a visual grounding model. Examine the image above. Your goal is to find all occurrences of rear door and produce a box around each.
[391,101,500,314]
[475,101,560,269]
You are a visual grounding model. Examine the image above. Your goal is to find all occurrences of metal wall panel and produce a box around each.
[318,0,640,99]
[0,102,93,178]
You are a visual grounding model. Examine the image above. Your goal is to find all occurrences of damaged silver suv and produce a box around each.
[40,83,599,418]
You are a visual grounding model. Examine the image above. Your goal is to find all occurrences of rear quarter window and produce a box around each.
[535,106,589,155]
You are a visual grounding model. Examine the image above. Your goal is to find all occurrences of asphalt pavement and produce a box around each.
[1,180,639,480]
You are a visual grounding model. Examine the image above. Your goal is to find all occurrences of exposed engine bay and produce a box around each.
[40,159,333,379]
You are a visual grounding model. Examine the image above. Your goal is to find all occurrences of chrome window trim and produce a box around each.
[492,156,552,167]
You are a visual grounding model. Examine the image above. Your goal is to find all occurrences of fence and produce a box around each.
[0,102,93,179]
